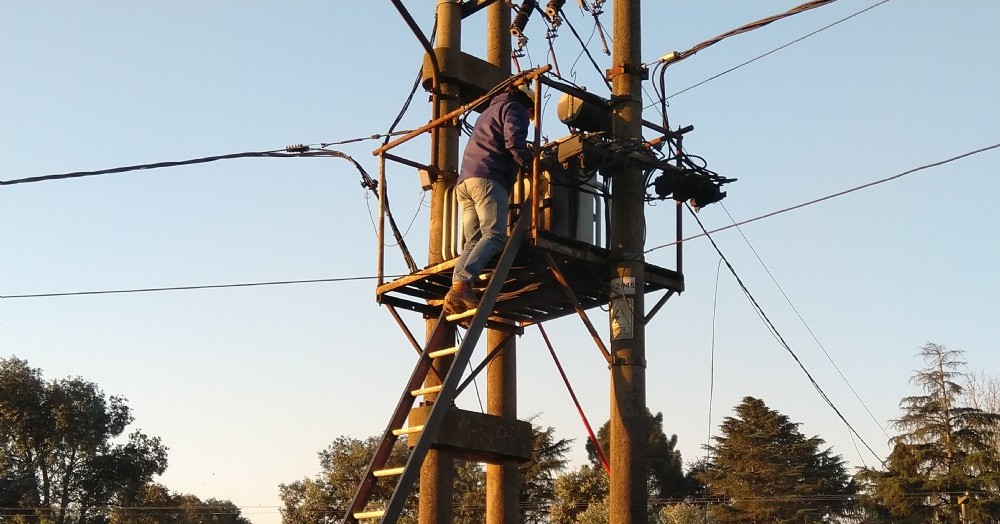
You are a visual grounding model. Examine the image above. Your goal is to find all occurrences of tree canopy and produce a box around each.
[280,421,570,524]
[0,356,251,524]
[108,483,252,524]
[0,356,168,523]
[585,410,695,500]
[700,396,854,524]
[857,343,1000,523]
[278,435,414,524]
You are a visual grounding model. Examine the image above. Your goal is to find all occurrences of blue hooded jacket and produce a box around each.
[457,92,533,192]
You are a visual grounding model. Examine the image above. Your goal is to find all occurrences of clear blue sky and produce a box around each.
[2,2,998,523]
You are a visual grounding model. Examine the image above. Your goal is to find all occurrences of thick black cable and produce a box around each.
[661,0,889,102]
[1,149,372,187]
[375,17,437,274]
[560,8,611,90]
[382,16,436,146]
[686,205,885,465]
[0,140,424,271]
[646,143,1000,253]
[1,150,287,186]
[384,66,426,146]
[651,0,839,68]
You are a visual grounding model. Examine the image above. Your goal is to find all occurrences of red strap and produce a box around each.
[538,324,610,475]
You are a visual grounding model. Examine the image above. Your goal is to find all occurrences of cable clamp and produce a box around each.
[606,63,649,81]
[609,94,643,106]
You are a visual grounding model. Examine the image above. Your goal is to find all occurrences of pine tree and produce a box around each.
[857,343,1000,523]
[700,396,854,524]
[586,409,692,500]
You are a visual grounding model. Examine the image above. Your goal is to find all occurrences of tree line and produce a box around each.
[3,342,998,523]
[0,357,251,524]
[279,343,1000,524]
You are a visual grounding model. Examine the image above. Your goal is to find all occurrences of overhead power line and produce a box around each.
[0,131,417,187]
[0,150,299,186]
[0,275,402,300]
[646,142,1000,253]
[0,148,374,187]
[559,7,612,90]
[8,144,996,301]
[649,0,840,68]
[686,205,885,465]
[719,203,891,440]
[662,0,890,102]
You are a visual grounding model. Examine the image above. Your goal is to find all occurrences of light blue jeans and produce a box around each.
[453,177,509,284]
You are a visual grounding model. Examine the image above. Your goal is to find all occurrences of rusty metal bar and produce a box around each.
[541,250,612,364]
[531,74,542,233]
[643,289,675,325]
[675,135,684,275]
[377,153,387,286]
[386,304,443,383]
[455,330,516,397]
[461,0,502,18]
[382,152,454,180]
[389,0,441,162]
[373,65,552,156]
[386,304,425,356]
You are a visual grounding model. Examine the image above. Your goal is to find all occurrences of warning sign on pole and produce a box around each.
[610,277,636,340]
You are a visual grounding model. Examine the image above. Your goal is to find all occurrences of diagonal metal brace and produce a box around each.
[643,289,675,326]
[385,304,443,383]
[541,250,612,365]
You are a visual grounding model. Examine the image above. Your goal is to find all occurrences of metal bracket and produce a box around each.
[605,63,649,81]
[643,289,676,325]
[611,356,647,368]
[541,250,613,365]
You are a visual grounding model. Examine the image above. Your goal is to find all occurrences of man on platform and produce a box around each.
[444,85,534,315]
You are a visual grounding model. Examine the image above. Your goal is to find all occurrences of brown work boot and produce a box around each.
[444,281,479,315]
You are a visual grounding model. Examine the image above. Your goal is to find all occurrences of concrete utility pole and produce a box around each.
[608,1,648,523]
[484,4,520,524]
[420,1,462,523]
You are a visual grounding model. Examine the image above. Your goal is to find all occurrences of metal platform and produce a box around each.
[375,231,684,327]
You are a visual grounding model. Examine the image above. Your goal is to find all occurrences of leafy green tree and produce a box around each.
[658,502,712,524]
[108,483,251,524]
[452,461,485,524]
[0,356,168,524]
[549,464,608,524]
[699,396,854,524]
[520,422,571,523]
[548,463,668,524]
[278,435,414,524]
[281,421,571,524]
[454,421,572,524]
[965,370,1000,455]
[856,343,1000,523]
[586,410,694,500]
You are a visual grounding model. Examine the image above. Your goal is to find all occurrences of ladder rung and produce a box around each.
[373,467,405,477]
[353,509,385,519]
[446,308,477,322]
[411,385,443,397]
[428,346,459,358]
[393,425,423,436]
